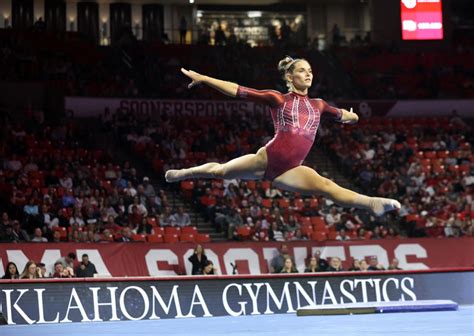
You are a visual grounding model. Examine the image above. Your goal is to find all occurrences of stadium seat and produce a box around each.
[311,231,327,242]
[164,234,179,243]
[195,234,211,243]
[327,231,339,240]
[147,217,158,227]
[179,233,195,243]
[147,234,164,243]
[278,199,290,208]
[236,226,252,239]
[261,199,273,208]
[132,234,146,242]
[164,227,181,235]
[181,226,198,235]
[311,217,326,231]
[300,217,311,226]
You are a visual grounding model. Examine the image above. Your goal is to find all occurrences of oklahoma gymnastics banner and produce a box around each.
[1,270,473,324]
[0,238,473,278]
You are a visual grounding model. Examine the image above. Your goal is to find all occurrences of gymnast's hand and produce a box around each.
[340,108,359,124]
[181,68,206,89]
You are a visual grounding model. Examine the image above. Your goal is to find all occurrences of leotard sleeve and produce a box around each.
[236,86,285,108]
[321,99,343,121]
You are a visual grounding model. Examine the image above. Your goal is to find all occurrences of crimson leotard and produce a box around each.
[237,86,342,180]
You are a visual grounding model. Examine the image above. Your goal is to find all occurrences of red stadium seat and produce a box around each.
[260,181,271,191]
[164,227,181,235]
[179,233,195,243]
[278,199,290,208]
[261,199,273,208]
[153,227,165,236]
[301,225,313,237]
[132,234,146,242]
[147,217,158,227]
[181,226,198,235]
[293,198,304,211]
[311,231,327,242]
[246,180,256,190]
[311,217,326,231]
[147,234,164,243]
[164,234,179,244]
[300,217,311,226]
[327,231,339,240]
[195,234,211,243]
[236,226,252,239]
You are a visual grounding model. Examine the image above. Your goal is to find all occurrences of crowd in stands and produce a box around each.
[319,115,474,239]
[6,28,474,101]
[116,105,474,243]
[335,44,474,99]
[1,252,98,279]
[0,117,208,245]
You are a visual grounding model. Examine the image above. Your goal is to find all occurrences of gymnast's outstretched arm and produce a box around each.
[181,68,284,107]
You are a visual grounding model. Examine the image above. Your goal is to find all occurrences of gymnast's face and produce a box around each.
[287,60,313,91]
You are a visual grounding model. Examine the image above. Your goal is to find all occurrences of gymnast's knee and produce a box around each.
[209,163,225,178]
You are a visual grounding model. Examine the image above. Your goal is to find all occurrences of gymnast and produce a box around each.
[165,56,400,216]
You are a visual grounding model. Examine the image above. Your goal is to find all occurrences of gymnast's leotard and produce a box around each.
[237,86,342,180]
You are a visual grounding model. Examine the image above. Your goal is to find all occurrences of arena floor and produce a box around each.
[2,305,473,336]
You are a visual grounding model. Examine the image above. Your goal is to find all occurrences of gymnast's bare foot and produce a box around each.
[165,169,193,182]
[368,197,401,217]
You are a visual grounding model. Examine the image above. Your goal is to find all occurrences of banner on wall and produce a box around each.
[1,238,473,278]
[65,96,474,118]
[1,270,473,324]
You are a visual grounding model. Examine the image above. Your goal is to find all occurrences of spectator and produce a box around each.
[37,263,48,278]
[202,260,216,275]
[270,244,289,273]
[159,207,176,227]
[76,254,98,277]
[142,177,156,198]
[179,16,187,44]
[314,250,329,271]
[368,256,385,271]
[265,186,282,199]
[327,257,344,272]
[53,262,73,278]
[280,257,298,273]
[336,228,350,241]
[56,252,76,276]
[325,206,341,229]
[349,259,361,271]
[174,206,191,227]
[117,226,133,242]
[226,208,243,240]
[359,259,369,271]
[11,220,30,242]
[188,244,208,275]
[31,228,48,242]
[20,260,42,279]
[269,222,284,242]
[2,262,19,279]
[388,258,402,270]
[135,217,153,235]
[304,256,320,273]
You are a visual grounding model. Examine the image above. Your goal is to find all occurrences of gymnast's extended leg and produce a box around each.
[165,147,268,182]
[272,165,400,216]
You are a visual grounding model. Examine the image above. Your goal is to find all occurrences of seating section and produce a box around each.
[0,120,204,244]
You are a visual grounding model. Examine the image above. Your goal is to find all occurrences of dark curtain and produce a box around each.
[77,1,99,44]
[45,0,66,31]
[142,4,164,41]
[110,2,131,45]
[12,0,34,30]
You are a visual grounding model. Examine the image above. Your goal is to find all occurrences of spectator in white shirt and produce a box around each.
[31,228,48,242]
[174,207,191,227]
